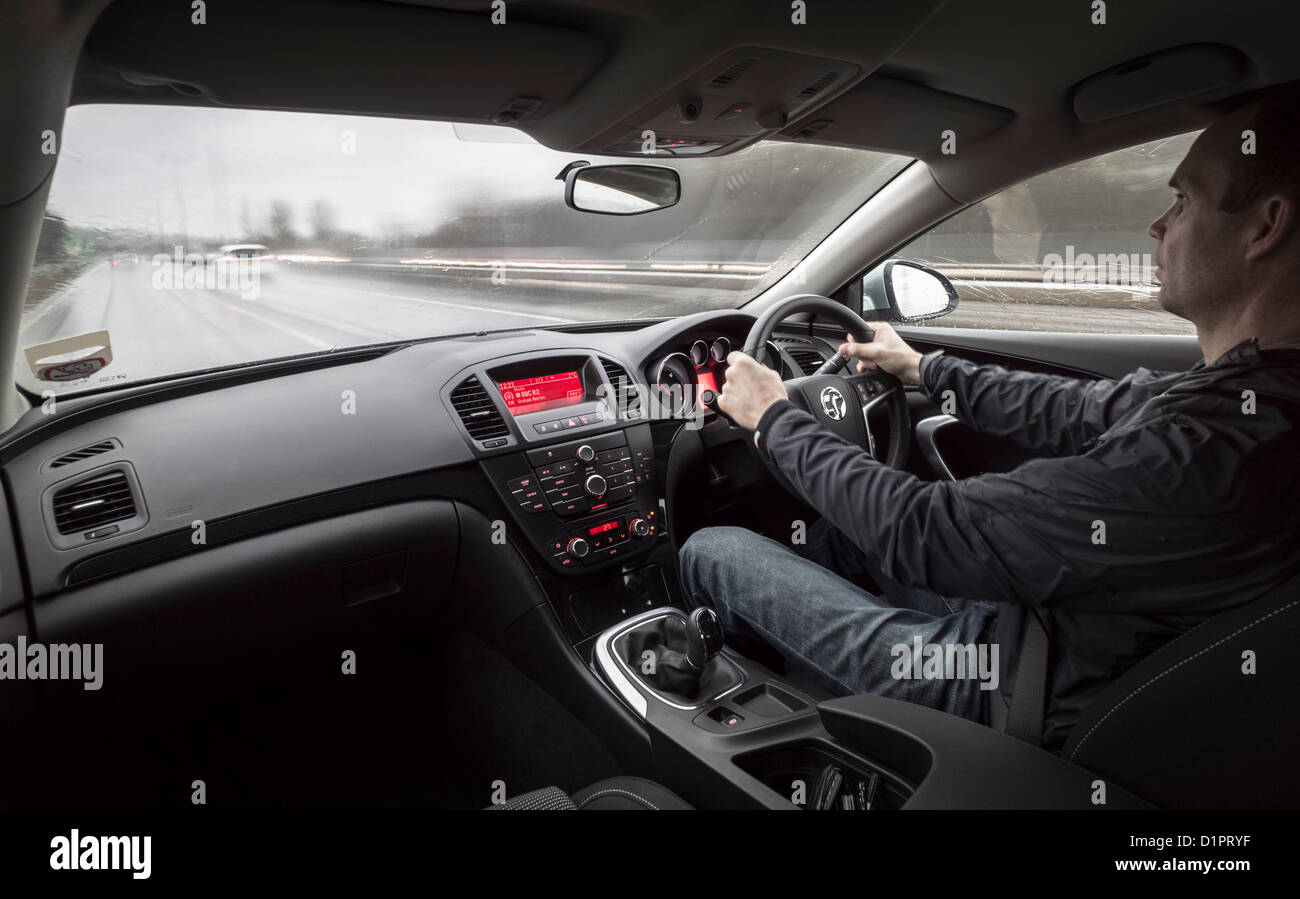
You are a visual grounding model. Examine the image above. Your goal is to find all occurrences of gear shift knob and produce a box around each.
[684,607,724,669]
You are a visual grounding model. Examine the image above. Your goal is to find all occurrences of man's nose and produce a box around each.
[1148,214,1166,242]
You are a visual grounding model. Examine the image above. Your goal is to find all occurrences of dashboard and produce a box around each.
[0,308,836,601]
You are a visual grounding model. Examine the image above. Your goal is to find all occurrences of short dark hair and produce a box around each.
[1213,80,1300,214]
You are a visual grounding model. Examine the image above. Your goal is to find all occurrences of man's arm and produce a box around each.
[754,394,1249,614]
[919,350,1178,457]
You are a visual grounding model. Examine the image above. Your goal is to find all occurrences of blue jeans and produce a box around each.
[678,520,998,725]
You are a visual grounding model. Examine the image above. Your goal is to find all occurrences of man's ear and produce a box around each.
[1244,194,1297,263]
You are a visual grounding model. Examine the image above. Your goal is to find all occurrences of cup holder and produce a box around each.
[735,740,914,810]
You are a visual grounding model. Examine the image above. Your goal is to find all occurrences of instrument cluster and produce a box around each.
[651,335,788,416]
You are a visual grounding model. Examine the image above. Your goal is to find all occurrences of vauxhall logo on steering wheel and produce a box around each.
[820,385,848,421]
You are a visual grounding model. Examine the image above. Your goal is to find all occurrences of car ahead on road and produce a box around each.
[215,243,277,279]
[0,0,1297,824]
[108,252,138,267]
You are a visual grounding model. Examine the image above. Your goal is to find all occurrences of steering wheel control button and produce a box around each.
[575,444,596,462]
[629,517,649,537]
[584,473,608,497]
[566,537,590,559]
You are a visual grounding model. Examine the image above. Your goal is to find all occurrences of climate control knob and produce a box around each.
[576,444,596,462]
[629,518,649,537]
[584,473,607,497]
[566,537,590,559]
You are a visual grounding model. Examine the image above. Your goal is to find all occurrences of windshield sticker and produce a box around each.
[23,331,114,382]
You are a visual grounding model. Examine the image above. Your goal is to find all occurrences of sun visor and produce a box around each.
[775,74,1013,156]
[1071,44,1246,125]
[85,0,606,125]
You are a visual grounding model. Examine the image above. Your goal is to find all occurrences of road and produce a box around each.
[18,259,1193,392]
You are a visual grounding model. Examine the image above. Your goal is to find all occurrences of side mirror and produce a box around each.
[557,161,681,215]
[861,259,959,322]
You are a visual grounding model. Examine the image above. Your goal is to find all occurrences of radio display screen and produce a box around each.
[497,371,584,416]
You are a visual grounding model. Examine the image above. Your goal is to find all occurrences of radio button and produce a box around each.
[546,486,582,503]
[606,484,635,502]
[514,485,546,504]
[557,498,591,516]
[535,460,574,479]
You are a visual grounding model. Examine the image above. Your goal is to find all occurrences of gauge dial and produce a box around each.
[689,339,709,368]
[709,336,731,364]
[654,352,697,416]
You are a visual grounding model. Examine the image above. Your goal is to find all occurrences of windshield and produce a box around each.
[20,104,909,394]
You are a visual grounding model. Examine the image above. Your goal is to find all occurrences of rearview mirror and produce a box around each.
[557,162,681,215]
[861,259,959,322]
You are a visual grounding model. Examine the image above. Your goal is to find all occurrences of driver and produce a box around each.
[679,82,1300,752]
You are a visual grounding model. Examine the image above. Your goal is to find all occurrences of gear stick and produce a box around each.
[622,607,736,702]
[684,607,724,670]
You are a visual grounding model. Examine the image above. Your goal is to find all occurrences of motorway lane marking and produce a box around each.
[185,288,335,350]
[235,297,399,343]
[349,288,580,324]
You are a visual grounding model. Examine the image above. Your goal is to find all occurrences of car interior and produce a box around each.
[2,0,1298,812]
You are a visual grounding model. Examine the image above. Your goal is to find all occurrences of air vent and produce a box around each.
[47,439,120,470]
[52,470,137,535]
[793,70,839,105]
[450,375,508,441]
[787,348,827,376]
[709,57,757,88]
[600,358,642,420]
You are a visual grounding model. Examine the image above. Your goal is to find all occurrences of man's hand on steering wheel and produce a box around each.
[717,351,788,430]
[837,322,924,386]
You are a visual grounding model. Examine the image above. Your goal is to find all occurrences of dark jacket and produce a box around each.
[755,337,1300,751]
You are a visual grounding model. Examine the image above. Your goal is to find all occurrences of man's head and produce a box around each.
[1148,81,1300,327]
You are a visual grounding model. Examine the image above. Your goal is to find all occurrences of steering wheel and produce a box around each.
[740,294,911,485]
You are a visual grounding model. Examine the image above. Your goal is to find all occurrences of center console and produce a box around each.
[444,349,666,576]
[589,605,1155,810]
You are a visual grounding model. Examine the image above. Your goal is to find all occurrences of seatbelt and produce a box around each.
[1004,609,1050,746]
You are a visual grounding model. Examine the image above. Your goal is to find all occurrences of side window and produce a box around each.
[896,132,1199,335]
